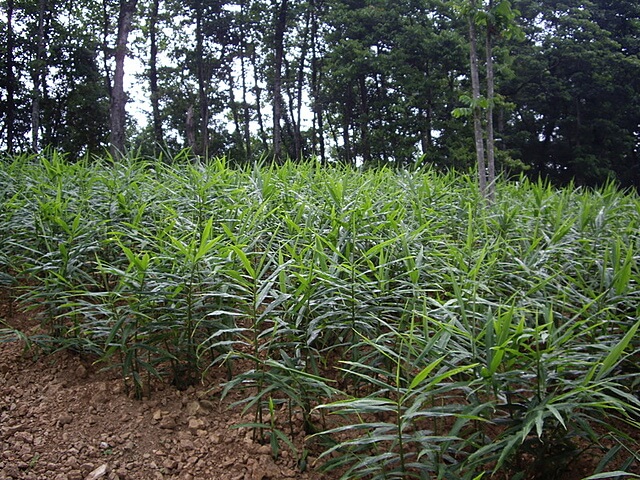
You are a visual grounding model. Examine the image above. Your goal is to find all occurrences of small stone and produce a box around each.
[85,464,109,480]
[15,431,33,443]
[5,424,24,435]
[280,467,297,478]
[252,471,266,480]
[162,458,177,470]
[187,418,204,430]
[185,401,201,416]
[68,470,83,480]
[179,439,194,450]
[75,365,88,379]
[159,417,177,430]
[3,465,20,478]
[57,414,73,427]
[199,399,215,411]
[257,444,271,455]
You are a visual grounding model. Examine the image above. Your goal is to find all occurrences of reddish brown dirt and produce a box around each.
[0,296,327,480]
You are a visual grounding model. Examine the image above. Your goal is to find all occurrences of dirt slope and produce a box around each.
[0,304,324,480]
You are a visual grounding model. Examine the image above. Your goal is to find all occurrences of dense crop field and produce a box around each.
[1,151,639,479]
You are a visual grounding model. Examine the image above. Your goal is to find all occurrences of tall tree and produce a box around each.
[110,0,139,158]
[36,0,110,155]
[148,0,163,146]
[193,0,210,156]
[309,0,326,162]
[467,0,488,197]
[5,0,16,153]
[322,0,466,166]
[30,0,48,151]
[457,0,521,200]
[503,0,640,186]
[272,0,289,160]
[484,0,496,202]
[287,2,311,160]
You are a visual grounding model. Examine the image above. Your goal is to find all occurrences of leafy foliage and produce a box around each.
[1,151,639,478]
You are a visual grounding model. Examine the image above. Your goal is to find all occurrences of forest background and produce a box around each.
[1,0,639,188]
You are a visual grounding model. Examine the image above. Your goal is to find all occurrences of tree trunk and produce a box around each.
[101,0,113,98]
[149,0,163,146]
[195,1,209,157]
[228,66,244,156]
[293,7,311,160]
[310,0,325,163]
[186,105,196,151]
[240,52,252,159]
[419,105,433,156]
[485,2,496,203]
[5,0,16,154]
[358,75,371,165]
[468,0,487,198]
[251,49,270,152]
[272,0,288,162]
[30,0,47,152]
[239,2,252,160]
[342,91,353,164]
[285,58,299,158]
[110,0,138,159]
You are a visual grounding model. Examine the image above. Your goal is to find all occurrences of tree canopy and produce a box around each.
[1,0,639,187]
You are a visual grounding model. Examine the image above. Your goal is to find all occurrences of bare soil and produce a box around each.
[0,296,326,480]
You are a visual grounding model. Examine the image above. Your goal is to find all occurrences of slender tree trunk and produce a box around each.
[5,0,16,153]
[186,105,196,151]
[240,52,252,159]
[149,0,163,146]
[195,1,209,157]
[282,102,296,159]
[293,7,311,160]
[468,0,487,198]
[284,58,299,158]
[310,0,325,163]
[110,0,138,159]
[358,75,371,165]
[272,0,288,161]
[485,9,496,203]
[102,0,113,98]
[30,0,47,152]
[251,49,269,152]
[239,0,252,159]
[228,66,245,156]
[342,90,353,164]
[419,105,433,156]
